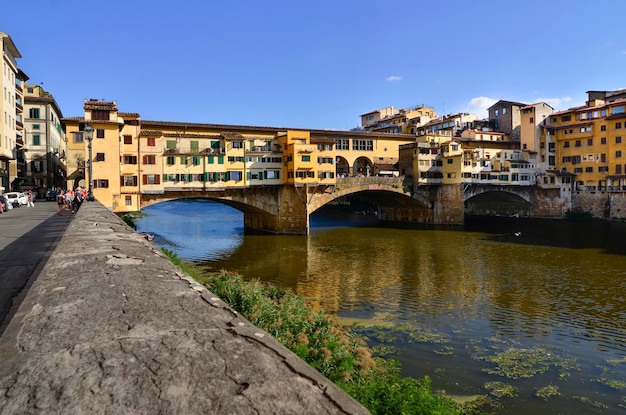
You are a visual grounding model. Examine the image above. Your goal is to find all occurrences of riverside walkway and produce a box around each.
[0,201,369,414]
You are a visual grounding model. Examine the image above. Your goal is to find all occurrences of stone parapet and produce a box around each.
[0,202,369,414]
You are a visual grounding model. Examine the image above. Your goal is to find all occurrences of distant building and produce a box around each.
[22,84,66,192]
[360,105,436,134]
[417,112,479,141]
[487,100,528,141]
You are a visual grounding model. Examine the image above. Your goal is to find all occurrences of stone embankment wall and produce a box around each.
[572,190,626,220]
[0,202,369,414]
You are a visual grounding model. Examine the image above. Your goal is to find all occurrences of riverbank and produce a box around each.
[0,201,369,414]
[164,250,480,414]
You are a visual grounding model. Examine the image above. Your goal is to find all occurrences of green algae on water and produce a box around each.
[484,381,518,398]
[478,348,578,379]
[535,385,560,400]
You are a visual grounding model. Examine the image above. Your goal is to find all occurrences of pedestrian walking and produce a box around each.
[57,191,65,216]
[27,190,35,208]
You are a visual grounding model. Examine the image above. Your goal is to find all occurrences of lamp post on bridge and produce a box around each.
[84,123,94,201]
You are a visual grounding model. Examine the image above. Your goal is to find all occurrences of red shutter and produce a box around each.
[155,175,161,184]
[142,175,147,185]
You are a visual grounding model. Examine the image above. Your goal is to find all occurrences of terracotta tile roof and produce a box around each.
[221,131,245,141]
[83,99,117,111]
[163,132,221,139]
[139,130,163,137]
[140,119,416,139]
[310,136,336,144]
[542,121,593,129]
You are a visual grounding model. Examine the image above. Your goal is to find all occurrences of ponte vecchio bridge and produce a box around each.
[140,177,565,235]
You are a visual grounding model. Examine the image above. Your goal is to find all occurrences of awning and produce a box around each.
[66,169,84,180]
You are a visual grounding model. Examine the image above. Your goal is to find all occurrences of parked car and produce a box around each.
[18,192,29,206]
[46,189,57,201]
[5,192,22,208]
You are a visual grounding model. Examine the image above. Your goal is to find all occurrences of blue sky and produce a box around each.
[2,0,625,130]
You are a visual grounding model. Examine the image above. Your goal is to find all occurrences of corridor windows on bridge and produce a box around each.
[125,196,132,206]
[336,139,349,150]
[96,153,105,162]
[96,129,105,139]
[353,139,373,151]
[230,171,242,181]
[146,137,156,146]
[192,156,201,166]
[166,156,175,165]
[123,136,132,145]
[301,155,311,162]
[143,155,156,164]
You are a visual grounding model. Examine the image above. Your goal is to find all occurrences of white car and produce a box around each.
[19,192,30,205]
[5,192,28,207]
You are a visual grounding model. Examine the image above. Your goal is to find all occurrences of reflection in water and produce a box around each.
[137,200,626,415]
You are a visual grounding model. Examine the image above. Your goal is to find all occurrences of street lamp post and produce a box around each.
[84,124,94,201]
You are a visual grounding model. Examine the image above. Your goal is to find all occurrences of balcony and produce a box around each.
[608,186,626,192]
[202,147,225,155]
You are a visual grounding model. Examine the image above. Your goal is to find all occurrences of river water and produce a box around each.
[135,199,626,414]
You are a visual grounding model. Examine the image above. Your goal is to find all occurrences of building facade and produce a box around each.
[22,84,66,192]
[63,100,417,213]
[542,90,626,192]
[488,100,527,141]
[0,32,21,192]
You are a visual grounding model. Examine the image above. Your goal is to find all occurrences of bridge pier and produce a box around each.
[242,186,309,235]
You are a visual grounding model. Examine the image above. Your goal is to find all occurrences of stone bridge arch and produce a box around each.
[463,185,533,217]
[307,177,415,213]
[463,184,532,204]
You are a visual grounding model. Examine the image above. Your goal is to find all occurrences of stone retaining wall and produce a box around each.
[0,202,369,414]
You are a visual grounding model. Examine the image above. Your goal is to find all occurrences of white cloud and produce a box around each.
[534,96,572,110]
[386,75,402,82]
[467,96,497,119]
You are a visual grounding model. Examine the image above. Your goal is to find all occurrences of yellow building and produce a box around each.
[62,100,416,213]
[542,90,626,191]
